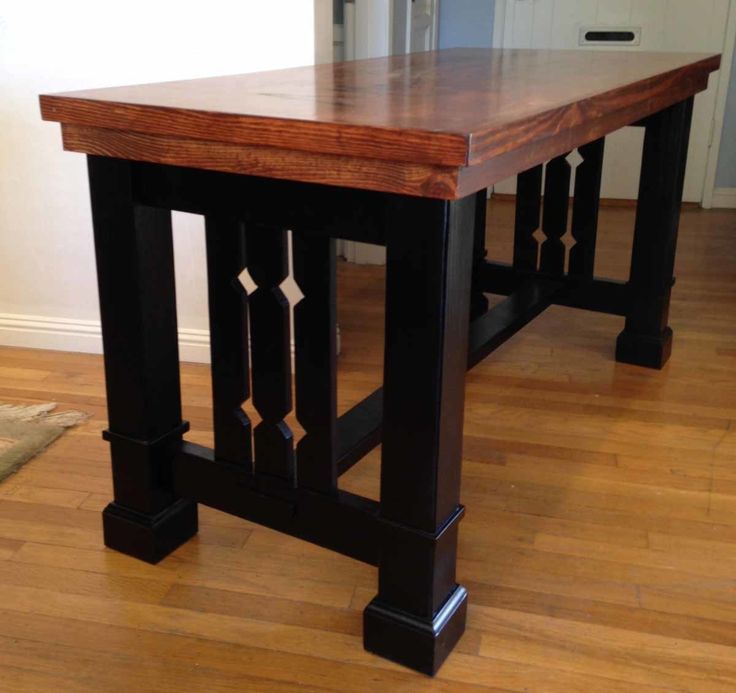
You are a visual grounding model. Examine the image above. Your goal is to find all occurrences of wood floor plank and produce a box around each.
[0,484,91,508]
[0,665,97,693]
[0,558,172,604]
[0,583,395,670]
[437,652,673,693]
[0,633,329,693]
[0,609,485,693]
[464,582,736,648]
[474,605,736,691]
[0,536,22,560]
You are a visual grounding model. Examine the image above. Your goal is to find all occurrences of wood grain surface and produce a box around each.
[41,49,720,199]
[60,125,460,199]
[0,201,734,690]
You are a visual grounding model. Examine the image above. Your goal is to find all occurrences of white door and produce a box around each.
[342,0,392,264]
[409,0,439,52]
[314,0,334,64]
[342,0,438,264]
[494,0,732,203]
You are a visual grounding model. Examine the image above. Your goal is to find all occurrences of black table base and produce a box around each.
[89,98,693,675]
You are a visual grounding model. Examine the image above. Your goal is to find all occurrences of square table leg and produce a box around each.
[363,194,475,675]
[616,97,694,369]
[88,156,198,564]
[471,189,490,320]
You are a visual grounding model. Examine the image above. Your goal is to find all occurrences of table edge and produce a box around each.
[39,52,720,171]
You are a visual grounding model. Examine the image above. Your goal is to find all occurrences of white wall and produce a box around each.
[0,1,315,361]
[715,41,736,188]
[314,0,334,64]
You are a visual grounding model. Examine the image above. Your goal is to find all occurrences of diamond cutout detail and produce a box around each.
[565,149,584,170]
[279,273,304,309]
[280,230,304,309]
[238,267,257,295]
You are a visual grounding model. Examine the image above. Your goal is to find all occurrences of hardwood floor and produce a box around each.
[0,200,734,691]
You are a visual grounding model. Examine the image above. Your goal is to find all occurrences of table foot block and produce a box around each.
[616,327,672,369]
[102,498,198,564]
[363,584,467,675]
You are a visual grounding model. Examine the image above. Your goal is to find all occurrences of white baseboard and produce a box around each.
[179,329,211,363]
[0,313,339,364]
[0,313,211,363]
[711,187,736,209]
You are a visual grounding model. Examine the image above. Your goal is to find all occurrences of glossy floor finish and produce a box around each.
[0,200,734,691]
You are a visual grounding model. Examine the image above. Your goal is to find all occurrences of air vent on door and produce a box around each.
[579,26,641,46]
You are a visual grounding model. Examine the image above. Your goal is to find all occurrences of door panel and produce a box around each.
[410,0,438,52]
[496,0,730,202]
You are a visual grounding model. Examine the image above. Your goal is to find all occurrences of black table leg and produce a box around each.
[616,97,694,369]
[364,194,475,675]
[88,156,197,564]
[471,189,490,320]
[246,224,296,484]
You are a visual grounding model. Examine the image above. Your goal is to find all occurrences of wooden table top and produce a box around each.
[41,48,720,199]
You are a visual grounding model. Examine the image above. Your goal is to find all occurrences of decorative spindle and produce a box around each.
[245,224,295,483]
[513,165,543,271]
[205,217,253,470]
[569,139,605,278]
[293,232,338,493]
[540,154,572,275]
[471,189,490,319]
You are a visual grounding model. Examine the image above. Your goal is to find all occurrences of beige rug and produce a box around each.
[0,403,89,483]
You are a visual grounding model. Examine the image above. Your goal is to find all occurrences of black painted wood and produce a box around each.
[87,155,197,563]
[175,442,380,565]
[134,164,388,246]
[481,261,630,316]
[364,194,474,674]
[293,232,338,493]
[380,195,474,531]
[336,271,561,477]
[89,158,182,453]
[245,224,296,483]
[471,189,490,320]
[617,97,694,369]
[569,139,605,278]
[205,217,252,469]
[513,165,543,271]
[335,277,561,486]
[540,153,572,275]
[468,278,562,368]
[336,388,383,476]
[83,93,696,669]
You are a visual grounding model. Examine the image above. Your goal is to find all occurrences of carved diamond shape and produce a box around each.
[565,149,584,170]
[279,272,304,309]
[238,267,257,295]
[280,230,304,309]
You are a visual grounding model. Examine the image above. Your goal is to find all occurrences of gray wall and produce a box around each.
[715,44,736,188]
[438,0,495,49]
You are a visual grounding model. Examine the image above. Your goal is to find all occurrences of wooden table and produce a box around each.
[41,48,720,675]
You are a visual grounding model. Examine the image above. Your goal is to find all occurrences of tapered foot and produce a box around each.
[102,498,198,564]
[364,585,467,676]
[616,327,673,369]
